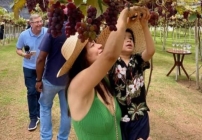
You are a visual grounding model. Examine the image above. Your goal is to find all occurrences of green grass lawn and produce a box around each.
[0,40,61,139]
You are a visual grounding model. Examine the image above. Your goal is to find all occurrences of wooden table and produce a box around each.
[166,49,192,80]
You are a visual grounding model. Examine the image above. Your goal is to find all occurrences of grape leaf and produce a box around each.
[98,0,103,13]
[79,4,87,17]
[176,6,186,15]
[100,0,108,6]
[58,0,68,4]
[196,7,201,14]
[86,0,99,7]
[188,12,197,22]
[74,0,84,6]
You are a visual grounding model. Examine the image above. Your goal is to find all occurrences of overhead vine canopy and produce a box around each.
[11,0,202,41]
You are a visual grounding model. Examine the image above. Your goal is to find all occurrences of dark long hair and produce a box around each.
[67,45,114,105]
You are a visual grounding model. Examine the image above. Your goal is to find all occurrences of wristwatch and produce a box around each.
[36,78,42,82]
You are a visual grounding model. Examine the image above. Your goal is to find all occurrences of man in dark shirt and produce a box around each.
[35,15,71,139]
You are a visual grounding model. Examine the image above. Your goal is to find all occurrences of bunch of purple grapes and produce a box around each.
[148,11,159,26]
[103,0,120,31]
[65,2,84,38]
[37,0,49,12]
[183,11,190,20]
[47,1,65,38]
[87,5,97,20]
[166,5,177,18]
[145,2,157,11]
[92,15,104,34]
[26,0,49,12]
[26,0,37,12]
[75,22,97,42]
[87,6,104,35]
[157,6,163,16]
[75,6,104,42]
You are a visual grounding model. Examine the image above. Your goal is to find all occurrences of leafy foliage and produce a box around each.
[10,0,202,40]
[15,17,27,27]
[0,7,7,17]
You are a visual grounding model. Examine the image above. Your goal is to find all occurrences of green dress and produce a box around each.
[72,93,122,140]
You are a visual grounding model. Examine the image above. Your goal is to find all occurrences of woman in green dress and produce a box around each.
[57,6,149,140]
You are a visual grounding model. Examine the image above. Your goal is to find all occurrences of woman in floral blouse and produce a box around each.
[108,7,155,140]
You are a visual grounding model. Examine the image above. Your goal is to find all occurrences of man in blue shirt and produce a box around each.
[16,14,47,131]
[35,11,71,139]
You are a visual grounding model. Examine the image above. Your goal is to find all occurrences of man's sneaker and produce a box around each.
[28,119,39,131]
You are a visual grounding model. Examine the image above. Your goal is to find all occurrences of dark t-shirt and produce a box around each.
[38,24,68,86]
[108,53,150,121]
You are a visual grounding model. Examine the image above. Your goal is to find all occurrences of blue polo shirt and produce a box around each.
[38,25,68,86]
[16,27,48,69]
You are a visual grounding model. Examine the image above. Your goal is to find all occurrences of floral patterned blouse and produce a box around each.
[108,53,150,122]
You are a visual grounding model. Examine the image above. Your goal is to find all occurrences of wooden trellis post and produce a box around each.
[195,19,200,89]
[2,23,6,46]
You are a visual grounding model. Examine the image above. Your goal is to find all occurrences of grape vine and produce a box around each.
[75,5,104,42]
[38,0,49,12]
[47,1,65,38]
[65,2,84,38]
[26,0,37,12]
[26,0,49,12]
[47,0,124,42]
[103,0,120,31]
[24,0,201,41]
